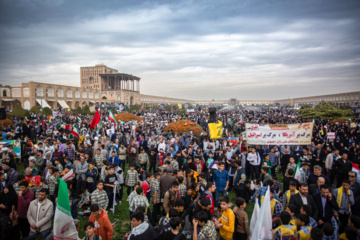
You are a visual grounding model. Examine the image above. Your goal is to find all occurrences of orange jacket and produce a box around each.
[89,209,113,240]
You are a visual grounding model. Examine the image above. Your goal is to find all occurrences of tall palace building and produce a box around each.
[0,64,141,111]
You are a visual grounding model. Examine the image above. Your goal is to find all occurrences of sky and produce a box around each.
[0,0,359,100]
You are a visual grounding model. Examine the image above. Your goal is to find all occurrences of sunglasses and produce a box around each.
[348,175,356,178]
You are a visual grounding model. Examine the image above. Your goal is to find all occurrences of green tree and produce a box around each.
[30,106,41,113]
[75,106,82,114]
[145,106,150,110]
[82,105,91,115]
[178,109,186,116]
[297,103,353,119]
[13,106,25,117]
[110,107,116,113]
[41,107,52,116]
[24,110,31,118]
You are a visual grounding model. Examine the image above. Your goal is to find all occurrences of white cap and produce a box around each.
[94,137,99,141]
[2,147,8,151]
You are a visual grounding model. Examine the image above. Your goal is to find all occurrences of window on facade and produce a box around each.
[3,89,6,97]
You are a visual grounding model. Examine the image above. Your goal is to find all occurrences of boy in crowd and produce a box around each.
[300,205,318,229]
[282,181,298,209]
[297,214,312,240]
[82,221,102,240]
[216,196,235,240]
[273,211,296,240]
[86,161,98,193]
[125,164,140,196]
[286,204,298,231]
[151,173,161,222]
[104,166,117,211]
[91,181,109,211]
[233,197,249,240]
[178,176,187,198]
[192,210,217,240]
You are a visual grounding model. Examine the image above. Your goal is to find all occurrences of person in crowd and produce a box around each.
[192,210,217,240]
[313,184,339,226]
[213,162,229,208]
[82,221,103,240]
[88,204,113,240]
[307,165,331,187]
[333,153,353,188]
[163,181,179,214]
[233,197,249,240]
[17,180,35,239]
[333,179,354,233]
[125,164,140,196]
[282,181,298,210]
[297,214,312,240]
[128,209,154,240]
[217,196,235,240]
[247,147,261,180]
[289,183,318,219]
[273,211,296,240]
[27,188,53,239]
[91,181,109,211]
[309,176,325,197]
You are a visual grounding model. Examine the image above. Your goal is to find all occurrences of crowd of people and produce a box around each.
[0,106,360,240]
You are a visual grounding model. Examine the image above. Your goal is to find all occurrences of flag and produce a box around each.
[250,198,260,237]
[76,114,81,122]
[109,110,117,128]
[97,119,103,130]
[54,179,79,240]
[90,109,101,129]
[250,186,273,240]
[229,137,239,146]
[112,185,116,214]
[294,159,302,181]
[47,115,52,122]
[208,120,223,139]
[352,162,360,183]
[71,125,80,139]
[57,123,71,130]
[178,104,182,109]
[61,169,74,181]
[52,110,58,118]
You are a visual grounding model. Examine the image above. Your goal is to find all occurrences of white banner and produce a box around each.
[245,122,313,145]
[327,132,335,140]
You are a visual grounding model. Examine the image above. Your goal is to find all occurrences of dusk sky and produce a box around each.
[0,0,359,100]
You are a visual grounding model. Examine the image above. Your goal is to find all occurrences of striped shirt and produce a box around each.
[130,194,149,212]
[150,179,160,204]
[125,170,139,187]
[47,175,57,195]
[91,189,109,210]
[179,183,187,198]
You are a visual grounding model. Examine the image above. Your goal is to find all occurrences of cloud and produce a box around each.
[0,0,359,100]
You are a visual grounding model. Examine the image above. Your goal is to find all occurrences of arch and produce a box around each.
[35,85,44,97]
[75,101,80,108]
[46,86,54,97]
[57,88,64,98]
[89,77,94,84]
[130,96,134,106]
[89,91,94,99]
[82,101,87,107]
[2,89,6,97]
[102,96,107,100]
[116,93,121,101]
[82,90,87,99]
[74,89,80,99]
[66,88,72,98]
[24,100,31,110]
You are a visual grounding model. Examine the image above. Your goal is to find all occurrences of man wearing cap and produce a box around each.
[28,158,40,176]
[35,150,45,173]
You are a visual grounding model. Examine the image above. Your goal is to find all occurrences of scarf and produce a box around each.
[336,186,351,210]
[286,189,299,202]
[261,196,280,216]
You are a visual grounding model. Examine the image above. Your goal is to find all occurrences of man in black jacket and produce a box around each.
[333,153,352,187]
[129,210,155,240]
[308,176,325,197]
[289,183,318,219]
[311,144,326,171]
[313,184,339,226]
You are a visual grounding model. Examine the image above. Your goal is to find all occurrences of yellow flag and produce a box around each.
[208,120,223,139]
[178,104,182,109]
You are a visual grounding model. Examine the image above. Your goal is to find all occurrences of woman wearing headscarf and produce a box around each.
[0,184,18,215]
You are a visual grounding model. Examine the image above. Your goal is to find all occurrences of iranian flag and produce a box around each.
[294,159,302,181]
[90,109,101,129]
[57,123,71,130]
[109,110,117,128]
[352,162,360,183]
[53,179,79,240]
[71,125,80,139]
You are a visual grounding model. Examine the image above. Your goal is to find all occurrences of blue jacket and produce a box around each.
[109,155,119,166]
[213,169,229,191]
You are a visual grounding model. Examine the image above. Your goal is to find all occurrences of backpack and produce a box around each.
[153,217,171,240]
